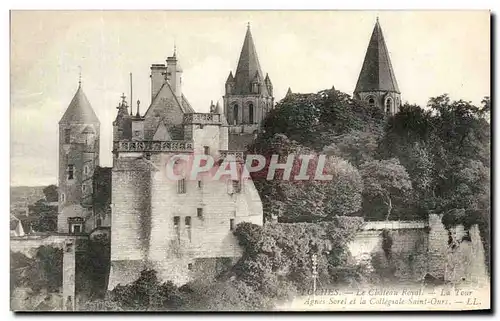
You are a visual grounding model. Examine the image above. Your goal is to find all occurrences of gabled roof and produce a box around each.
[354,19,400,94]
[59,84,100,124]
[231,25,270,96]
[181,94,195,113]
[145,81,191,117]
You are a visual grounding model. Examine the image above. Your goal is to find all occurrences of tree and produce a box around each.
[260,88,385,151]
[360,158,412,221]
[28,199,57,232]
[323,129,382,167]
[43,185,58,202]
[249,134,363,222]
[109,269,185,311]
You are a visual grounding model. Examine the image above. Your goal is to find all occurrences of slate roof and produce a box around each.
[230,26,269,96]
[59,84,100,124]
[354,20,400,94]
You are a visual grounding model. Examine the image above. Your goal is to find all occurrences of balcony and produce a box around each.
[113,140,194,153]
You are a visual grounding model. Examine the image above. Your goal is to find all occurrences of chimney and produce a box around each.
[166,54,183,101]
[150,64,167,103]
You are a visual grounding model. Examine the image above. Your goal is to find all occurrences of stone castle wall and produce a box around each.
[349,214,488,284]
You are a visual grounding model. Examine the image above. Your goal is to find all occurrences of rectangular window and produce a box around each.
[64,129,71,143]
[68,165,74,180]
[173,216,180,228]
[204,146,210,155]
[232,180,241,193]
[185,216,192,242]
[188,263,193,271]
[72,224,82,234]
[198,180,203,189]
[197,208,203,218]
[230,219,235,231]
[177,179,186,194]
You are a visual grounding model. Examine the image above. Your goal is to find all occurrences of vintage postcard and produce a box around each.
[10,10,491,312]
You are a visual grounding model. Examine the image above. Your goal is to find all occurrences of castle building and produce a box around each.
[354,18,401,115]
[58,81,101,234]
[55,20,404,294]
[108,49,263,288]
[224,24,274,150]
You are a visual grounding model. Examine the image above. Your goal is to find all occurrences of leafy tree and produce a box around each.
[260,88,384,150]
[232,218,364,293]
[10,246,63,295]
[109,269,185,311]
[42,185,58,202]
[28,199,57,232]
[323,129,382,167]
[249,134,362,222]
[359,158,412,221]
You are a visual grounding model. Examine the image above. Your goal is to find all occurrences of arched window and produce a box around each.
[385,98,392,114]
[60,193,65,203]
[367,97,375,107]
[233,104,239,124]
[248,103,254,124]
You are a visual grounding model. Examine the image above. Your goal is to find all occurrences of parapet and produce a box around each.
[183,113,222,125]
[113,140,194,153]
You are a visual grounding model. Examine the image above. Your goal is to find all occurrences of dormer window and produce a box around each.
[252,82,259,94]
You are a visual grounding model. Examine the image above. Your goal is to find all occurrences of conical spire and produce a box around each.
[286,87,292,97]
[59,83,99,124]
[354,19,400,94]
[214,101,222,114]
[226,71,234,83]
[232,24,268,96]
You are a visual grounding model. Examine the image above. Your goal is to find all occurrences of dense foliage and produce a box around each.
[250,89,489,227]
[10,246,63,294]
[82,218,365,311]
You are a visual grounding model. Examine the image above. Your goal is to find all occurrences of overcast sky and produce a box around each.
[10,10,490,186]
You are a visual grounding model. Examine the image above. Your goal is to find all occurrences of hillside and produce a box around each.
[10,186,47,214]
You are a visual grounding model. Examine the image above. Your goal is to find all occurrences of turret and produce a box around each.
[58,80,100,234]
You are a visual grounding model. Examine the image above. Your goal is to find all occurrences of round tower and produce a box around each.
[58,81,100,234]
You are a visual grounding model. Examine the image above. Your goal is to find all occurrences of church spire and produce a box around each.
[354,18,400,94]
[231,23,268,96]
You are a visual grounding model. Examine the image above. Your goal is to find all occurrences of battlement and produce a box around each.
[183,113,221,125]
[113,140,194,153]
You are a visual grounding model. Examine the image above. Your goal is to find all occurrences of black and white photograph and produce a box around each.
[9,10,491,312]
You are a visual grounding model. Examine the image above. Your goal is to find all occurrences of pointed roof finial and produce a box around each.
[173,40,177,58]
[376,15,379,23]
[136,100,141,117]
[78,66,82,86]
[120,93,126,105]
[247,22,250,29]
